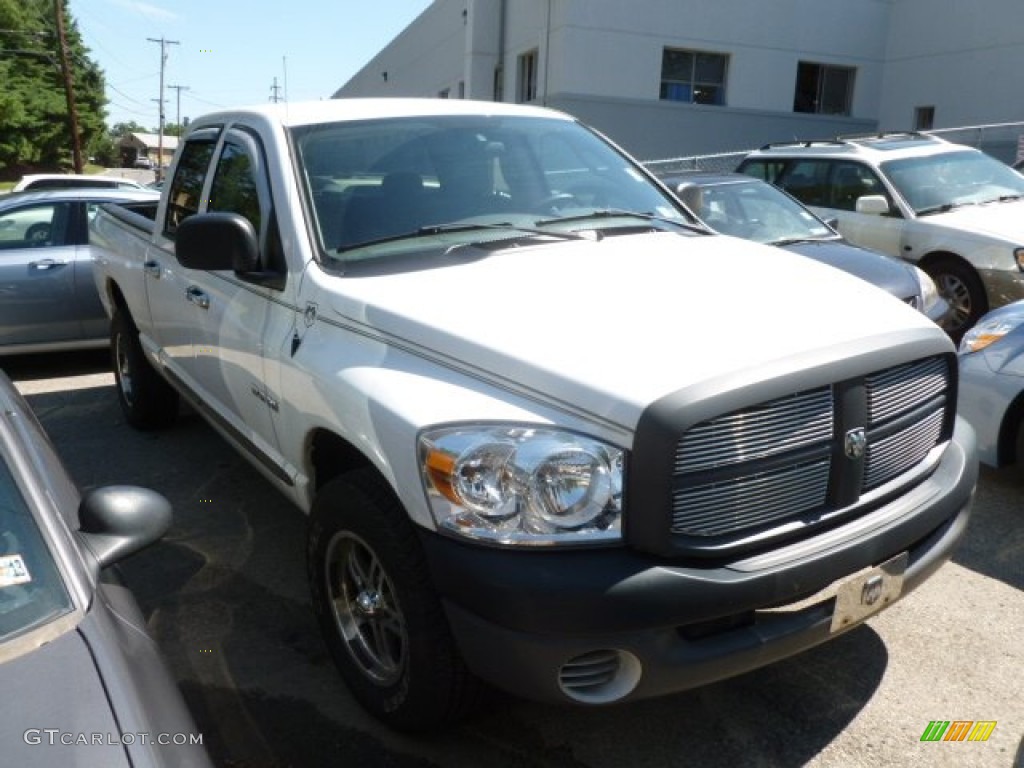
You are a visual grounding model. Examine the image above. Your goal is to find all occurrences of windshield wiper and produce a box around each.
[336,221,587,253]
[535,208,709,234]
[917,200,976,216]
[769,235,838,247]
[979,194,1024,205]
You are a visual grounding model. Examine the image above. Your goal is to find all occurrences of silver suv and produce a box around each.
[737,132,1024,338]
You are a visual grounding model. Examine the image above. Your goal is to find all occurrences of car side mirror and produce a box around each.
[855,195,890,216]
[176,212,261,273]
[77,485,172,570]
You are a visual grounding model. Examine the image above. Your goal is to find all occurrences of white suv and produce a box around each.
[737,133,1024,337]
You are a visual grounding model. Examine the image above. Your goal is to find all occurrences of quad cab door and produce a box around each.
[184,125,296,489]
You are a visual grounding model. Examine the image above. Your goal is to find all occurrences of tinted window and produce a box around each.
[164,138,217,237]
[0,459,73,642]
[209,142,262,236]
[0,203,72,249]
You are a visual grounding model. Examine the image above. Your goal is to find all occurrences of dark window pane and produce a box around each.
[164,140,217,236]
[209,143,262,235]
[695,53,725,82]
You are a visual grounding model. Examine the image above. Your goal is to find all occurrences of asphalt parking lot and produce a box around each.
[6,350,1023,768]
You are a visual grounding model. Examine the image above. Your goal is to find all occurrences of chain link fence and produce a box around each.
[642,121,1024,174]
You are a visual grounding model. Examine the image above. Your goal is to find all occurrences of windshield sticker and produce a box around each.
[0,554,31,587]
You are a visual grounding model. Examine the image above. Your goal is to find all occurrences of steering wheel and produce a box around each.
[534,192,579,215]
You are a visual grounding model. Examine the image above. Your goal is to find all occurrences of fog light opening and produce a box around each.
[557,649,642,704]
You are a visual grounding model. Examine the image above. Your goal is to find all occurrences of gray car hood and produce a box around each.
[1,627,130,767]
[783,238,918,301]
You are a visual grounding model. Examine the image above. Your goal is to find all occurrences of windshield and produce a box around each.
[882,150,1024,215]
[0,459,73,643]
[292,115,691,264]
[676,178,834,244]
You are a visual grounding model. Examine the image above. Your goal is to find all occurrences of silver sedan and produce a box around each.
[0,187,159,356]
[958,299,1024,467]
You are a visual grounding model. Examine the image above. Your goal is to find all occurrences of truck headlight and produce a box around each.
[419,425,624,546]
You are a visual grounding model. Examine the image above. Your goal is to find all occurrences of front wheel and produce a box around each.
[307,468,483,731]
[111,308,179,429]
[924,258,987,341]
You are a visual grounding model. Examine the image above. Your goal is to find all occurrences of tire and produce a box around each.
[307,468,483,731]
[925,258,987,341]
[111,308,179,429]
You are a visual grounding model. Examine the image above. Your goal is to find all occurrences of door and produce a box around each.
[144,128,221,378]
[187,126,291,479]
[0,200,80,346]
[824,161,906,259]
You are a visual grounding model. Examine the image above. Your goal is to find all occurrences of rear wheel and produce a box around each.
[307,468,483,731]
[924,257,987,341]
[111,308,179,429]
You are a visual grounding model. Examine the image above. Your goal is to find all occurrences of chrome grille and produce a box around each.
[867,356,947,424]
[668,355,951,544]
[672,460,830,536]
[675,388,833,474]
[865,409,944,490]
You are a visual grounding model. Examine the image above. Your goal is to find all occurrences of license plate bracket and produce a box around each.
[830,551,909,633]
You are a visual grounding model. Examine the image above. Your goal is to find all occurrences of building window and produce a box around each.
[914,106,935,131]
[660,48,728,105]
[517,49,538,103]
[438,88,450,99]
[458,80,465,99]
[793,62,855,115]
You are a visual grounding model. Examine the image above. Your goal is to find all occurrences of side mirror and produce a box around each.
[77,485,172,570]
[855,195,890,216]
[176,212,260,272]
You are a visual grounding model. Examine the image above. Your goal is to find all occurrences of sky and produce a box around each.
[68,0,434,131]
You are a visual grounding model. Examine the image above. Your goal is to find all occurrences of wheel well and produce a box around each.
[309,429,374,492]
[106,279,128,313]
[997,390,1024,466]
[917,250,966,273]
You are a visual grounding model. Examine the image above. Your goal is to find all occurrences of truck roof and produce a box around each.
[187,98,574,131]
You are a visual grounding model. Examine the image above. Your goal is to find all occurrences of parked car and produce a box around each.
[657,171,949,326]
[958,299,1024,468]
[737,132,1024,338]
[133,156,155,170]
[0,187,159,356]
[13,174,147,192]
[0,370,211,766]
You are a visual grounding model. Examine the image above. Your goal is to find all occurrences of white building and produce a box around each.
[334,0,1024,160]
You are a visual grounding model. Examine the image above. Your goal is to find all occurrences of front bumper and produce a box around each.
[420,421,977,705]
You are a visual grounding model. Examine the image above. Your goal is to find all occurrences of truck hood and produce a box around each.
[326,232,940,430]
[923,197,1024,242]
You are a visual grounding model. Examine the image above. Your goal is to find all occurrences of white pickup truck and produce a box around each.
[90,98,977,731]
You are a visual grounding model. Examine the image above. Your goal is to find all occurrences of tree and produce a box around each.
[0,0,107,175]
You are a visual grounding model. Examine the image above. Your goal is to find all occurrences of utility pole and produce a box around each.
[269,77,282,103]
[168,83,190,130]
[147,36,179,179]
[53,0,83,172]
